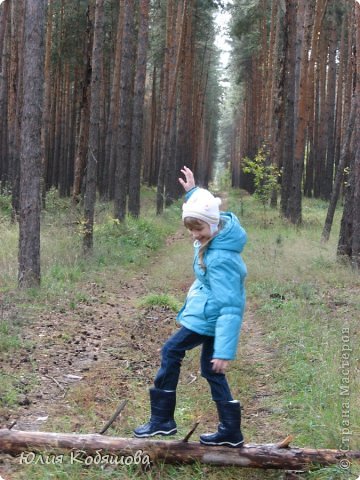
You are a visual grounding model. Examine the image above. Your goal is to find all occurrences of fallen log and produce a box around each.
[0,429,359,470]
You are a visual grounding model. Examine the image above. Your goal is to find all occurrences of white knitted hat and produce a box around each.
[182,188,222,226]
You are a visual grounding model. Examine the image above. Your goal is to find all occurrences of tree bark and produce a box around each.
[103,1,124,201]
[72,6,93,203]
[8,0,24,220]
[128,0,150,217]
[176,0,194,197]
[337,1,360,267]
[0,0,10,185]
[322,0,338,200]
[314,31,328,198]
[113,0,136,221]
[333,17,346,173]
[352,121,360,268]
[280,0,297,218]
[83,0,104,252]
[40,0,53,206]
[287,0,314,224]
[18,0,45,288]
[0,0,9,71]
[321,96,356,242]
[156,0,188,214]
[0,430,359,470]
[303,0,328,198]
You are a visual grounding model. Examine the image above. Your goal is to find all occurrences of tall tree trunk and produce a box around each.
[265,0,278,148]
[84,0,104,252]
[270,3,284,207]
[322,0,337,200]
[321,96,356,242]
[18,0,45,288]
[304,0,328,198]
[128,0,150,217]
[142,65,157,186]
[72,6,93,203]
[352,119,360,269]
[156,0,174,214]
[165,1,183,205]
[337,1,359,267]
[176,1,194,198]
[0,0,10,185]
[280,0,297,218]
[103,1,124,201]
[59,65,70,198]
[0,0,9,70]
[333,17,346,173]
[97,53,107,197]
[41,0,53,206]
[157,0,188,214]
[8,0,24,221]
[351,2,360,268]
[287,0,314,224]
[66,70,77,196]
[113,0,136,221]
[314,31,328,197]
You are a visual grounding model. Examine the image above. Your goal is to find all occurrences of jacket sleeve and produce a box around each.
[206,255,246,360]
[184,186,199,201]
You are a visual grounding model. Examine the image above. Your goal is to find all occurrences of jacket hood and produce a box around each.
[208,212,247,253]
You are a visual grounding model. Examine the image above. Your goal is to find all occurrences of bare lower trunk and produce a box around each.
[83,0,104,252]
[321,97,356,242]
[18,0,45,288]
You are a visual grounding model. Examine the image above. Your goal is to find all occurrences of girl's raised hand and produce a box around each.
[179,166,196,192]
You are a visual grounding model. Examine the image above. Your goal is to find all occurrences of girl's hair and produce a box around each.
[183,216,223,270]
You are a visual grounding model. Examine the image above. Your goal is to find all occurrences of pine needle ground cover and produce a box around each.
[0,188,359,479]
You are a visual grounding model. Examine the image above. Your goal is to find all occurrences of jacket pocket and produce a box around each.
[181,287,208,319]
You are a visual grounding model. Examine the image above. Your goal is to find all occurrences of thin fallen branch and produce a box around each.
[44,375,66,392]
[0,429,359,470]
[43,374,67,399]
[182,419,201,443]
[277,435,294,449]
[98,400,127,435]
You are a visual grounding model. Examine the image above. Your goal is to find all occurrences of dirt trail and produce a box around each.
[0,230,189,431]
[0,226,282,476]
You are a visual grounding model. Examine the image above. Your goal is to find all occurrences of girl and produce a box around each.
[134,167,247,447]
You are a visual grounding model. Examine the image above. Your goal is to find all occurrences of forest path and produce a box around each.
[1,223,284,476]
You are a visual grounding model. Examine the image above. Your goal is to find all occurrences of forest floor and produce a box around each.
[0,227,286,480]
[0,190,359,480]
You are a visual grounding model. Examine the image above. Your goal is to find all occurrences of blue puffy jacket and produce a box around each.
[177,196,247,360]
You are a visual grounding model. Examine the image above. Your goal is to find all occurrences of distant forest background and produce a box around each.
[0,0,358,286]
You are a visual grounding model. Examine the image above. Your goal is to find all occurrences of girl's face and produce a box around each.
[187,221,211,245]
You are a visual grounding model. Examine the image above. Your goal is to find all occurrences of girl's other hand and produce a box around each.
[179,166,196,192]
[211,358,229,374]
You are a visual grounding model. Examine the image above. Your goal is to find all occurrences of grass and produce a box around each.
[0,187,181,433]
[228,191,360,479]
[137,293,182,312]
[0,187,181,299]
[0,320,22,352]
[1,187,359,479]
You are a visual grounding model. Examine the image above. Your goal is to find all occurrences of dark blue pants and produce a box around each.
[154,326,233,402]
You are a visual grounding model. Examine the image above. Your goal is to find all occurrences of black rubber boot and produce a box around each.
[133,387,177,438]
[199,400,244,447]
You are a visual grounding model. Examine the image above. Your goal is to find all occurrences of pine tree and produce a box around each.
[18,0,45,287]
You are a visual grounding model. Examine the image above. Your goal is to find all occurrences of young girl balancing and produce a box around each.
[134,166,247,447]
